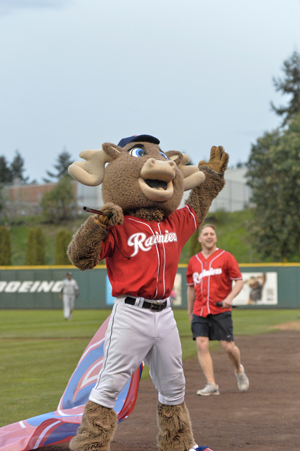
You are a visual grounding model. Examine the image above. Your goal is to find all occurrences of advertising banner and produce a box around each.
[0,265,298,309]
[234,272,278,306]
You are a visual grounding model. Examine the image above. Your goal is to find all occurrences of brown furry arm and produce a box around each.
[67,216,108,271]
[67,203,124,271]
[185,168,225,226]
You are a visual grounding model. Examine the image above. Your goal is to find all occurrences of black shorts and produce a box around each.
[191,311,234,342]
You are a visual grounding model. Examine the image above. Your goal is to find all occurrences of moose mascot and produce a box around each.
[67,134,229,451]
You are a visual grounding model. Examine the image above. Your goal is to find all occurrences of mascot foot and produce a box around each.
[157,401,196,451]
[69,401,117,451]
[190,447,214,451]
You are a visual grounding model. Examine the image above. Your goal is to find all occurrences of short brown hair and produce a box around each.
[199,223,216,236]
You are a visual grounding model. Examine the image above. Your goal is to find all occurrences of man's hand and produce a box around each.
[216,299,237,309]
[198,146,229,175]
[221,298,233,309]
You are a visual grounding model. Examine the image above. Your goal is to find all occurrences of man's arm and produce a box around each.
[187,285,196,322]
[222,279,244,308]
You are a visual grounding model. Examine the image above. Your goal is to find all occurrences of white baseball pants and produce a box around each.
[89,298,185,408]
[63,294,75,320]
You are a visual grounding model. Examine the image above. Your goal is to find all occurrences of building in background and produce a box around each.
[3,168,251,216]
[2,179,103,217]
[180,167,252,212]
[209,168,252,212]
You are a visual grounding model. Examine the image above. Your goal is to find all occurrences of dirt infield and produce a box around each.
[40,329,300,451]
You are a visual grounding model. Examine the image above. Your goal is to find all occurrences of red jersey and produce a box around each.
[100,205,198,300]
[186,249,242,317]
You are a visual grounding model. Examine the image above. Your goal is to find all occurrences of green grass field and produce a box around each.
[1,308,299,427]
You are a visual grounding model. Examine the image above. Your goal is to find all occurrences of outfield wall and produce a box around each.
[0,264,299,309]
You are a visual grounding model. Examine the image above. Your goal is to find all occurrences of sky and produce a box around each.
[0,0,299,183]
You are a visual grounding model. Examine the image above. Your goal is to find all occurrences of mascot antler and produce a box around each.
[68,149,113,186]
[178,154,205,191]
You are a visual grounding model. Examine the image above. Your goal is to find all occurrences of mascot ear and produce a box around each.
[178,154,205,191]
[102,142,122,160]
[166,150,184,165]
[166,152,205,191]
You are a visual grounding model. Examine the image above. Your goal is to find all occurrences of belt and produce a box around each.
[124,296,167,312]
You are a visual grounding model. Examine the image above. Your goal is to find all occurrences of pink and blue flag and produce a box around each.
[0,315,143,451]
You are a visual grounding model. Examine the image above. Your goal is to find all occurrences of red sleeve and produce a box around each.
[186,257,195,285]
[226,252,242,280]
[170,205,199,248]
[99,229,116,260]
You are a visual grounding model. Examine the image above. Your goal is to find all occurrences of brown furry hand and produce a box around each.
[93,202,124,228]
[198,146,229,175]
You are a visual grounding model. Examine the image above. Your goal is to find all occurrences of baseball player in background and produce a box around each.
[60,271,79,320]
[187,223,249,396]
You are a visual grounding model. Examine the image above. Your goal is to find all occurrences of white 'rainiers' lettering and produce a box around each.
[127,231,178,257]
[193,268,222,284]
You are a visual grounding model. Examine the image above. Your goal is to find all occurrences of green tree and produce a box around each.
[0,225,11,265]
[0,185,5,212]
[26,229,36,265]
[35,227,45,265]
[10,150,29,183]
[43,148,73,183]
[26,227,45,265]
[40,176,77,223]
[246,114,300,261]
[0,156,13,183]
[55,229,72,264]
[271,51,300,126]
[189,229,201,258]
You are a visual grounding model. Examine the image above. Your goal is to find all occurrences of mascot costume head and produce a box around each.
[67,134,228,451]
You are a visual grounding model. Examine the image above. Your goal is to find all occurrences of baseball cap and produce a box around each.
[67,271,72,276]
[118,134,160,148]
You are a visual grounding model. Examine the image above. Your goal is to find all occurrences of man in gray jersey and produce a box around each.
[60,272,79,320]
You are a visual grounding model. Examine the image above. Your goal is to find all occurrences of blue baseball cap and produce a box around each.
[118,134,160,148]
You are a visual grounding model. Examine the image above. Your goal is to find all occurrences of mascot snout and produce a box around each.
[139,158,177,202]
[140,158,176,181]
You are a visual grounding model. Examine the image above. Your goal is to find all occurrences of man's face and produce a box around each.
[67,274,72,280]
[198,226,217,250]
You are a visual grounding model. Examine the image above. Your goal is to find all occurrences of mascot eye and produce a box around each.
[129,148,146,157]
[160,151,169,160]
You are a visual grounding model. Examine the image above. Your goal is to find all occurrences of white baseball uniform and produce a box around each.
[89,205,198,408]
[61,278,79,320]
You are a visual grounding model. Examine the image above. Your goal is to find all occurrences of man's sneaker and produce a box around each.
[235,364,249,392]
[197,383,220,396]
